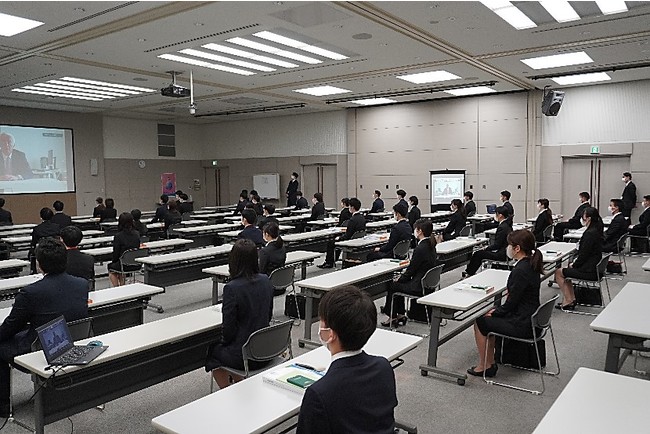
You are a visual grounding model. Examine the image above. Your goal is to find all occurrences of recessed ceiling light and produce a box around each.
[480,0,536,30]
[552,72,611,85]
[521,51,593,70]
[29,83,115,99]
[138,38,146,42]
[227,37,322,64]
[350,98,397,106]
[179,48,276,72]
[253,31,348,61]
[158,54,256,76]
[293,86,351,96]
[595,0,628,15]
[202,43,299,68]
[396,70,461,84]
[12,88,102,101]
[59,77,156,92]
[48,79,135,95]
[540,1,580,23]
[0,12,44,37]
[445,86,496,96]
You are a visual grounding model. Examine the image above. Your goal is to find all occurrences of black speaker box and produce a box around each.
[542,90,565,116]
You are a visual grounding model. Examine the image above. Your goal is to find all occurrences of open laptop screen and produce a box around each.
[37,316,73,363]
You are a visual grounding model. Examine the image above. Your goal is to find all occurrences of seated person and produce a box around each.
[319,198,365,268]
[30,207,61,273]
[483,190,514,230]
[151,195,169,223]
[238,209,264,247]
[440,199,466,241]
[310,192,326,221]
[337,198,351,226]
[628,194,650,252]
[464,206,513,277]
[257,204,279,230]
[206,239,274,389]
[532,198,553,242]
[0,132,33,180]
[51,200,72,228]
[250,194,263,216]
[381,218,437,327]
[603,198,627,253]
[553,191,590,241]
[366,203,411,262]
[108,212,141,287]
[93,196,105,219]
[0,198,12,225]
[464,191,476,217]
[396,189,408,210]
[370,190,385,213]
[99,198,118,222]
[60,225,95,283]
[468,230,542,378]
[131,209,148,237]
[554,207,604,310]
[178,193,194,215]
[259,222,286,276]
[164,200,182,233]
[0,238,88,417]
[232,192,249,216]
[296,286,397,434]
[407,196,421,228]
[295,191,309,209]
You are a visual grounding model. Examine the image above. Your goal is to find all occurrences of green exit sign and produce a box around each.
[211,160,218,166]
[590,146,600,154]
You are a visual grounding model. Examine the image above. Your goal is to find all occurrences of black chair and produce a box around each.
[389,264,445,331]
[115,248,149,285]
[459,224,472,237]
[565,253,611,316]
[269,265,300,326]
[392,239,411,260]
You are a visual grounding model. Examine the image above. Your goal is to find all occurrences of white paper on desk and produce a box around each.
[456,283,495,294]
[262,366,324,394]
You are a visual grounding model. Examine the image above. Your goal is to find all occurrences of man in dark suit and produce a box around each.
[629,195,650,252]
[367,203,411,261]
[337,198,352,226]
[0,238,88,416]
[295,191,309,209]
[286,172,299,207]
[407,196,421,228]
[237,209,264,247]
[396,189,408,210]
[464,206,513,276]
[319,198,365,268]
[310,192,326,221]
[553,191,590,241]
[463,191,476,217]
[60,225,95,283]
[500,190,514,222]
[151,195,169,223]
[257,204,279,230]
[51,200,73,228]
[370,190,385,213]
[232,192,250,216]
[621,172,637,218]
[0,198,12,225]
[178,193,194,215]
[603,198,628,253]
[0,132,33,181]
[296,286,397,434]
[30,207,61,273]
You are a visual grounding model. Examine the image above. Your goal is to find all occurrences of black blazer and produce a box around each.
[622,181,637,213]
[397,239,436,293]
[252,202,264,216]
[0,208,12,225]
[603,213,627,250]
[568,202,590,225]
[66,248,95,282]
[238,225,264,247]
[257,215,279,231]
[533,210,553,242]
[0,149,33,179]
[629,208,650,236]
[464,200,476,217]
[503,201,515,221]
[379,219,412,254]
[407,205,421,228]
[397,198,408,210]
[0,273,88,351]
[341,212,366,240]
[488,220,512,253]
[134,220,148,236]
[259,240,286,275]
[370,198,385,213]
[93,204,105,219]
[442,210,466,241]
[572,228,603,273]
[151,204,168,223]
[233,199,249,216]
[310,202,326,221]
[31,221,61,248]
[99,207,117,222]
[296,352,397,434]
[111,230,141,264]
[286,179,299,203]
[491,258,540,332]
[179,201,194,215]
[338,208,352,226]
[51,212,73,228]
[296,197,309,209]
[164,210,182,230]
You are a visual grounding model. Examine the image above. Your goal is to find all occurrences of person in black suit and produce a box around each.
[407,195,421,228]
[206,239,274,389]
[310,192,326,221]
[93,197,105,219]
[0,132,33,181]
[370,190,385,213]
[555,207,604,310]
[553,191,590,241]
[532,198,553,243]
[464,206,513,276]
[463,191,476,218]
[337,198,352,226]
[621,171,637,218]
[51,200,73,228]
[367,203,411,261]
[249,194,263,216]
[0,198,12,225]
[0,237,88,416]
[441,199,466,241]
[295,191,309,210]
[286,172,299,207]
[296,286,397,434]
[150,195,168,223]
[381,218,437,327]
[163,200,182,234]
[99,198,117,222]
[396,189,408,210]
[259,222,286,276]
[468,230,542,378]
[257,204,279,230]
[603,199,628,253]
[237,209,264,247]
[131,209,148,237]
[500,190,514,223]
[178,193,194,215]
[629,195,650,252]
[60,225,95,283]
[108,212,141,287]
[30,207,61,273]
[232,192,250,216]
[319,197,365,268]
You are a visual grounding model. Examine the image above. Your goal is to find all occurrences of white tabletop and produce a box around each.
[643,258,650,271]
[421,211,453,219]
[82,230,105,237]
[15,306,222,377]
[483,223,531,235]
[1,235,31,243]
[366,219,398,229]
[74,218,100,224]
[88,283,164,308]
[563,227,586,240]
[0,228,33,236]
[297,259,407,291]
[151,328,422,434]
[201,205,237,211]
[533,368,649,433]
[82,247,113,257]
[0,223,35,230]
[174,223,241,234]
[0,258,30,270]
[537,241,576,263]
[436,237,487,254]
[283,227,343,243]
[467,214,495,221]
[590,282,650,339]
[0,274,43,291]
[335,233,389,248]
[276,215,311,223]
[203,250,323,277]
[78,236,114,246]
[290,209,311,214]
[418,269,510,310]
[527,214,563,223]
[100,221,166,229]
[306,218,339,226]
[367,211,393,218]
[191,212,232,219]
[179,220,208,225]
[143,238,193,249]
[136,245,233,265]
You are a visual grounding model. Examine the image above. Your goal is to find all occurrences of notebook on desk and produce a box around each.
[36,316,107,367]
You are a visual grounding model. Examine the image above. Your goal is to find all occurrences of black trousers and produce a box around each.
[465,250,507,275]
[553,221,581,240]
[384,281,420,316]
[366,250,390,262]
[0,337,29,406]
[324,240,341,265]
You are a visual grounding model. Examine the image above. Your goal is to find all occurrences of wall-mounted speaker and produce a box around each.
[542,89,565,116]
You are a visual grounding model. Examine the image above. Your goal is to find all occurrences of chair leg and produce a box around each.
[290,284,301,327]
[8,368,35,432]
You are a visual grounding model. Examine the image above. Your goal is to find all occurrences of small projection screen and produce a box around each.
[0,125,75,194]
[430,170,465,206]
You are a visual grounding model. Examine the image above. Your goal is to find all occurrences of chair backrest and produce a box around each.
[68,317,94,340]
[167,223,182,238]
[459,224,472,237]
[616,234,627,251]
[392,239,411,259]
[181,212,192,221]
[532,295,559,329]
[421,263,445,295]
[596,253,612,279]
[243,320,293,364]
[269,265,295,291]
[140,235,150,244]
[120,248,149,269]
[542,224,554,241]
[351,230,366,239]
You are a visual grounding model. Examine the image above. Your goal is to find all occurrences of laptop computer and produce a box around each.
[486,204,497,214]
[36,316,107,367]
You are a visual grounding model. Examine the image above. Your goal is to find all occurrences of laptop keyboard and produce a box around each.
[54,346,94,365]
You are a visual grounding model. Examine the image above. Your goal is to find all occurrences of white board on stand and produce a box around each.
[253,173,280,199]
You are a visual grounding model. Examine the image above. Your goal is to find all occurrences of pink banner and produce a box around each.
[162,173,176,195]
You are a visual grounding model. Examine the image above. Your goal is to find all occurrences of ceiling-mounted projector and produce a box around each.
[161,84,190,98]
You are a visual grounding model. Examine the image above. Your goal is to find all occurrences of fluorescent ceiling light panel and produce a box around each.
[23,86,109,100]
[0,12,44,37]
[396,70,461,84]
[59,77,156,93]
[552,72,611,85]
[227,37,322,64]
[540,1,581,22]
[202,43,299,68]
[253,31,348,60]
[12,88,102,101]
[293,86,351,96]
[444,86,496,96]
[179,49,275,72]
[521,51,593,70]
[47,80,137,96]
[32,83,115,99]
[595,0,628,15]
[480,1,536,29]
[350,98,397,106]
[158,54,255,76]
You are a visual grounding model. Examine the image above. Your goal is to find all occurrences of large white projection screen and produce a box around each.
[430,171,465,205]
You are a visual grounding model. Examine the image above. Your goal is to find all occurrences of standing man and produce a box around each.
[553,192,590,241]
[0,132,33,181]
[621,172,637,219]
[286,172,299,207]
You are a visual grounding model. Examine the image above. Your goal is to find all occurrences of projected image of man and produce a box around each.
[0,133,33,180]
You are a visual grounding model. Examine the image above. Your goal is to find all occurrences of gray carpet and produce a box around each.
[2,253,649,434]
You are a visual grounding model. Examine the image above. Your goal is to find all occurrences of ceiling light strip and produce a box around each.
[32,83,116,99]
[0,12,44,37]
[253,31,348,60]
[48,79,141,95]
[520,51,593,70]
[539,1,580,23]
[227,37,322,64]
[595,0,628,15]
[202,43,299,68]
[24,85,115,99]
[480,1,536,30]
[158,54,256,76]
[11,88,103,101]
[528,61,650,80]
[552,72,611,85]
[179,48,275,72]
[60,77,156,92]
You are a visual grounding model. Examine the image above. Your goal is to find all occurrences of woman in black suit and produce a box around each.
[259,222,286,275]
[338,197,352,226]
[407,196,421,228]
[554,207,604,310]
[441,199,466,241]
[381,218,437,327]
[107,212,141,287]
[206,239,274,389]
[99,198,117,222]
[533,198,553,242]
[468,230,542,378]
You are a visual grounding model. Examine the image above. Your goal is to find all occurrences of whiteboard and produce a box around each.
[253,173,280,199]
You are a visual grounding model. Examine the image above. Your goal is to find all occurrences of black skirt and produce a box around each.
[205,342,270,372]
[476,316,533,339]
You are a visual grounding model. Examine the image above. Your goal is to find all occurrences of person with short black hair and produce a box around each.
[370,190,385,213]
[93,197,105,218]
[257,204,279,230]
[367,203,411,261]
[108,212,141,286]
[151,194,169,223]
[463,191,476,217]
[131,209,148,237]
[629,195,650,252]
[178,193,194,214]
[500,190,514,221]
[407,196,421,228]
[621,172,637,218]
[206,239,274,389]
[464,206,513,276]
[100,198,117,222]
[296,285,397,434]
[0,198,12,225]
[30,208,61,269]
[249,190,259,202]
[295,191,309,209]
[51,200,72,228]
[0,237,88,416]
[319,198,365,268]
[259,222,286,276]
[310,192,325,221]
[238,209,264,247]
[338,198,351,226]
[603,198,627,252]
[233,192,250,216]
[164,200,182,233]
[532,198,553,242]
[396,189,408,209]
[60,225,95,282]
[250,194,263,216]
[286,172,299,207]
[553,192,590,241]
[440,199,466,241]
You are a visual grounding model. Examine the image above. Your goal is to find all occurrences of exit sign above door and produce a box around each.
[590,146,600,154]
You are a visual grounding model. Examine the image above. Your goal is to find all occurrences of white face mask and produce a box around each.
[450,206,455,212]
[581,218,588,226]
[506,245,514,259]
[609,206,615,214]
[413,230,419,239]
[622,177,626,182]
[318,327,332,348]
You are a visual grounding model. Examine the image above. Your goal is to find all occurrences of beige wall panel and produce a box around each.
[478,146,527,173]
[478,92,528,121]
[478,118,527,149]
[630,142,650,173]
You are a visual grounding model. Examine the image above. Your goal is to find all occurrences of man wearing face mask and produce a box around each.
[309,192,326,221]
[621,172,636,219]
[553,192,590,241]
[628,195,650,252]
[296,286,397,434]
[463,206,512,277]
[603,199,628,253]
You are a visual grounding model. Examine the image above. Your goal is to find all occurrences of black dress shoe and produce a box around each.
[380,315,408,328]
[317,262,334,269]
[0,403,9,419]
[467,364,498,378]
[555,300,577,311]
